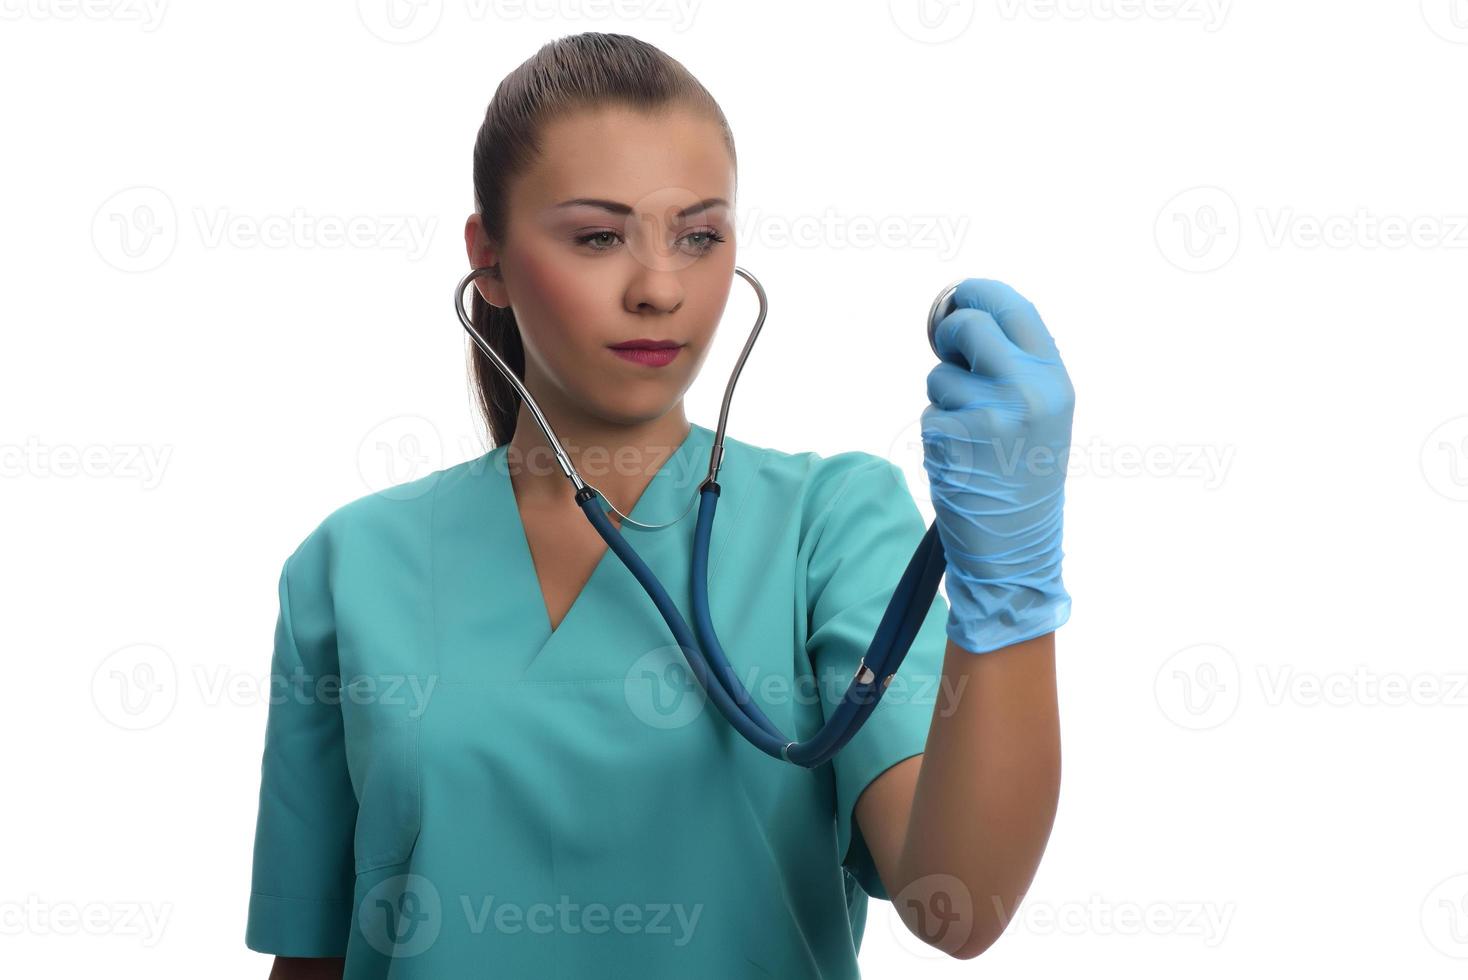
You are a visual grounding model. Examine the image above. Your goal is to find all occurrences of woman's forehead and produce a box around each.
[519,106,735,213]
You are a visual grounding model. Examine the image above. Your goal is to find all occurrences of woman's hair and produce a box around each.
[469,32,737,447]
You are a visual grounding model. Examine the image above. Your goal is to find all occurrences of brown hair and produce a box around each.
[468,32,737,447]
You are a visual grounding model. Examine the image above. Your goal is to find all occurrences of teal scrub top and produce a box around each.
[245,421,950,979]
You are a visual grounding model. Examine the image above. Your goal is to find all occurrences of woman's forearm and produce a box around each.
[894,631,1062,959]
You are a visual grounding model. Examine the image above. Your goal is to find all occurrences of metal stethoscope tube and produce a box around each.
[453,266,957,767]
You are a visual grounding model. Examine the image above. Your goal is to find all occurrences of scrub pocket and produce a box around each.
[344,714,422,874]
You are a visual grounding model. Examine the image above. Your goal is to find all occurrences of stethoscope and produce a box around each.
[454,266,965,768]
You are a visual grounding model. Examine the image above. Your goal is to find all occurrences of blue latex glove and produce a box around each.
[921,279,1075,654]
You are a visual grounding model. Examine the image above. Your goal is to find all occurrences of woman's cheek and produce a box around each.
[530,240,625,318]
[512,251,598,364]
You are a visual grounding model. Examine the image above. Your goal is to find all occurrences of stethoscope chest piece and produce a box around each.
[926,278,965,359]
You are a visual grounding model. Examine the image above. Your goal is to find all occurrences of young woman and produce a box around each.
[245,32,1074,980]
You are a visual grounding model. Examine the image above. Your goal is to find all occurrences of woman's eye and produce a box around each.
[576,230,622,251]
[679,229,727,255]
[576,228,726,255]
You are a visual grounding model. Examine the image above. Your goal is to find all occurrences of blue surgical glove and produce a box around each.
[920,279,1075,654]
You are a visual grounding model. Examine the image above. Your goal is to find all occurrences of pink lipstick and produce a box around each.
[608,339,684,368]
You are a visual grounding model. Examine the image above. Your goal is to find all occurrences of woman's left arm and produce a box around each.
[855,630,1061,960]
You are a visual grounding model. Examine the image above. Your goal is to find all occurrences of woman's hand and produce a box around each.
[269,956,345,979]
[921,278,1075,654]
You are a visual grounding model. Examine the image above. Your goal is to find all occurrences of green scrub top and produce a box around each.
[245,421,950,978]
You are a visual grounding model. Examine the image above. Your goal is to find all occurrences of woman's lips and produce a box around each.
[608,345,683,367]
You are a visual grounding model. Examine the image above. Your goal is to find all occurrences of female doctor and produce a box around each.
[245,31,1074,980]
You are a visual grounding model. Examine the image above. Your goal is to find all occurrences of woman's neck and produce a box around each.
[504,402,692,515]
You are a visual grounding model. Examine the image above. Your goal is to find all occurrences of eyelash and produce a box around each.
[574,229,727,255]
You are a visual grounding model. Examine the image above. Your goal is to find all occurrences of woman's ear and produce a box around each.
[462,213,509,307]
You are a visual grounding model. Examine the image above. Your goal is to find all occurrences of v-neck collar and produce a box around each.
[489,421,714,664]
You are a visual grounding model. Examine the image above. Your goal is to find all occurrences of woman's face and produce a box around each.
[466,104,737,427]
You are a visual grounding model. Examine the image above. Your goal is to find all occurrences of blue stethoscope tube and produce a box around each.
[456,265,963,768]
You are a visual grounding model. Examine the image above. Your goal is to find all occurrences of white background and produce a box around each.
[3,0,1466,976]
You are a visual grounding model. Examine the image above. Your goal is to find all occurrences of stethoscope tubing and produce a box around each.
[689,484,949,767]
[576,487,792,761]
[457,263,952,768]
[580,480,947,768]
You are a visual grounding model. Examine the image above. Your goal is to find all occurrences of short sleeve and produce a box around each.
[804,454,949,902]
[244,547,359,956]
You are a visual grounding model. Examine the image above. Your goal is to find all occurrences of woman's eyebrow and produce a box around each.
[551,197,729,218]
